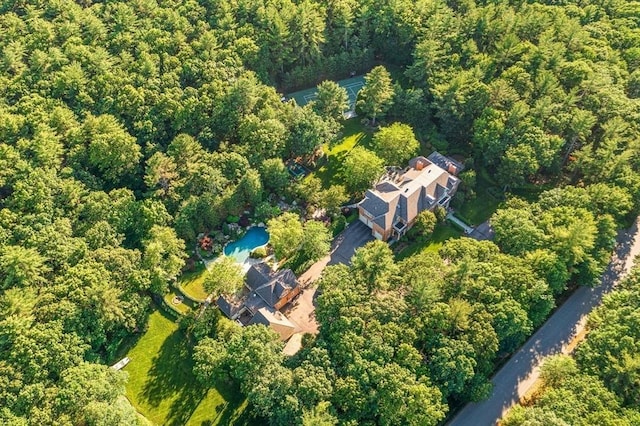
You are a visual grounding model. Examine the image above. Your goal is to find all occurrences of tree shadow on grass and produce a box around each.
[315,151,349,189]
[140,309,250,426]
[140,311,209,425]
[197,379,258,426]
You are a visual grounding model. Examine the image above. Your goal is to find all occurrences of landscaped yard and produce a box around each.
[163,292,192,315]
[310,119,373,189]
[178,263,209,302]
[395,222,463,261]
[122,310,251,426]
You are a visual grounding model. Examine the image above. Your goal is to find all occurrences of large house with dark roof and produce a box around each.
[357,153,462,241]
[216,263,301,340]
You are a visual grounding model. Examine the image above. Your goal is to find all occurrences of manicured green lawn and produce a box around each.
[123,310,248,426]
[178,264,209,302]
[163,292,192,315]
[311,119,373,189]
[395,223,463,261]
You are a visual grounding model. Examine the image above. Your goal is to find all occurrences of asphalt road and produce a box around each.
[448,217,640,426]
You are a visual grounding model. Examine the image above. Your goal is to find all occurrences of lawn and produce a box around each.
[178,263,209,302]
[395,222,463,261]
[310,119,372,189]
[456,168,502,226]
[163,292,192,315]
[122,310,250,426]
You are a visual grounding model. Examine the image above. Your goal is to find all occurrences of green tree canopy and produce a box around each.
[313,80,349,121]
[301,220,332,263]
[268,212,305,260]
[372,122,420,166]
[143,225,186,294]
[260,158,290,194]
[357,66,394,125]
[341,146,384,195]
[204,257,244,297]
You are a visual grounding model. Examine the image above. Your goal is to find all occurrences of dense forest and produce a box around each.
[0,0,639,424]
[503,264,640,425]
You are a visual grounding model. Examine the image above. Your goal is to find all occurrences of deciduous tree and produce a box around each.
[313,81,349,121]
[268,213,304,260]
[204,257,244,297]
[142,225,186,294]
[301,220,331,263]
[372,122,420,166]
[341,146,384,195]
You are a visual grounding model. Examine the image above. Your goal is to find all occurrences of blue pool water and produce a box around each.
[223,226,270,263]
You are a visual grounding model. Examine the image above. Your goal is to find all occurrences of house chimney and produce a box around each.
[448,164,457,175]
[415,160,425,171]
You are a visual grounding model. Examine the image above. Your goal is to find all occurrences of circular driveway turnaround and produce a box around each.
[448,217,640,426]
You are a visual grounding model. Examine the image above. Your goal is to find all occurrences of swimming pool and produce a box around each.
[223,226,269,263]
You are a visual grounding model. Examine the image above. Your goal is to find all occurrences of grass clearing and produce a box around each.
[310,119,373,189]
[395,223,463,261]
[178,263,209,301]
[457,168,502,226]
[122,310,249,426]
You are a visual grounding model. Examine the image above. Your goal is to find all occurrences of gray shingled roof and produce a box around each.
[244,292,268,314]
[245,265,300,309]
[246,263,272,291]
[216,295,242,319]
[359,190,389,218]
[427,152,464,175]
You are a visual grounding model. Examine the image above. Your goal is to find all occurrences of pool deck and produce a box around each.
[205,226,270,273]
[204,252,271,274]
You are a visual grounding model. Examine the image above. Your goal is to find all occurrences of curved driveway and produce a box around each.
[448,217,640,426]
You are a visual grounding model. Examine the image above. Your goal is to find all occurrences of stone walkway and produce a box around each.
[446,212,474,234]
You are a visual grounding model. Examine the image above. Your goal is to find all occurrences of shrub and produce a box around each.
[460,169,477,190]
[250,247,268,258]
[254,202,281,223]
[416,210,437,234]
[330,215,347,237]
[434,206,447,222]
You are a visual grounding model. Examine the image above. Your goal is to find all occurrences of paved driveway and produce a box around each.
[328,220,374,266]
[470,220,494,240]
[287,220,374,338]
[448,217,640,426]
[283,286,319,334]
[298,220,374,285]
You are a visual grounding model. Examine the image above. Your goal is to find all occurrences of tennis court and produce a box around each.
[288,75,365,113]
